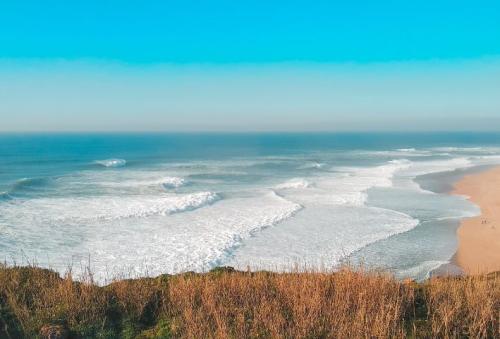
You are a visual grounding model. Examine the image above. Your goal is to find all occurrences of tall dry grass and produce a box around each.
[425,273,499,338]
[0,264,498,338]
[167,268,412,338]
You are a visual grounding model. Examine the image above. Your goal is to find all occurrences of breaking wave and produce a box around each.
[299,162,324,169]
[0,191,220,223]
[0,191,11,201]
[97,176,186,190]
[325,159,412,205]
[275,178,311,190]
[95,159,127,168]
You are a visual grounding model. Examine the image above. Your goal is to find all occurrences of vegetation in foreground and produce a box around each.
[0,265,498,338]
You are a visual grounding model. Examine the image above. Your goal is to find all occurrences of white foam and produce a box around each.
[227,204,419,271]
[318,159,412,205]
[0,191,219,223]
[275,178,311,190]
[4,149,495,282]
[91,191,302,280]
[299,162,324,169]
[400,157,472,177]
[222,159,420,271]
[95,159,127,168]
[161,177,185,189]
[274,161,410,208]
[98,176,185,189]
[0,189,302,281]
[54,170,188,196]
[396,260,448,281]
[430,147,482,152]
[357,150,432,157]
[428,147,500,157]
[471,154,500,165]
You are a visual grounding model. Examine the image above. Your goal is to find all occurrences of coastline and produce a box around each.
[414,165,495,278]
[452,166,500,274]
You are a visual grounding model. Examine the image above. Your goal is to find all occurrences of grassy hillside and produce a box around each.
[0,265,498,338]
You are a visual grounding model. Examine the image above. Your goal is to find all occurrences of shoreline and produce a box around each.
[451,166,500,274]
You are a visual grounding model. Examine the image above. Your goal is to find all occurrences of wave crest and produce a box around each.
[0,191,12,200]
[0,191,220,223]
[91,191,219,220]
[95,159,127,168]
[98,176,186,190]
[275,178,311,190]
[162,177,186,189]
[13,177,47,189]
[299,162,324,169]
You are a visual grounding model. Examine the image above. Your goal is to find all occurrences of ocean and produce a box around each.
[1,132,500,282]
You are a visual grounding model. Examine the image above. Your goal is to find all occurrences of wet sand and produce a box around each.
[452,166,500,274]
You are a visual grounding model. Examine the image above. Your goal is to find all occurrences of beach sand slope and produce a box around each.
[453,167,500,274]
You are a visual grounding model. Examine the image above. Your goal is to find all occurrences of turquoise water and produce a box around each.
[1,133,500,282]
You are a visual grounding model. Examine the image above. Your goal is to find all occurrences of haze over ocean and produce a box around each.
[1,1,500,132]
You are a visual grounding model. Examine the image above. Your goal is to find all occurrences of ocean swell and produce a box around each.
[12,177,48,190]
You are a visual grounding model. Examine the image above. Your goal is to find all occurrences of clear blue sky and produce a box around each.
[1,1,499,131]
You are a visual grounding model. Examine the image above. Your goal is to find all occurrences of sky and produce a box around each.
[0,1,499,131]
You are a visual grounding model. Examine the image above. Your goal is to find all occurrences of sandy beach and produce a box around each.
[453,166,500,274]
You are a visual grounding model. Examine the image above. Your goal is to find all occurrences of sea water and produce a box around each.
[1,132,499,282]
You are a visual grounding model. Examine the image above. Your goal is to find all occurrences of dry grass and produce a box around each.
[166,269,411,338]
[425,273,499,338]
[0,264,498,338]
